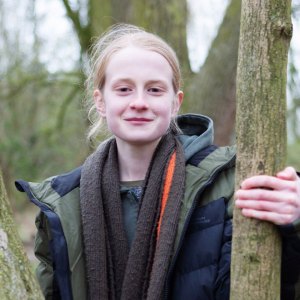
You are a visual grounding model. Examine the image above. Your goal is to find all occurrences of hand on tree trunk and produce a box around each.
[235,167,300,225]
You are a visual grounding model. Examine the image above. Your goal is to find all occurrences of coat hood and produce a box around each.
[176,114,214,161]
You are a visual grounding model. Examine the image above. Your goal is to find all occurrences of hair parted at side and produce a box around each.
[84,23,182,144]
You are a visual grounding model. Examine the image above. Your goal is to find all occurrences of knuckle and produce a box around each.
[287,195,297,206]
[290,182,298,193]
[286,206,295,215]
[261,177,272,187]
[284,214,293,224]
[257,202,263,210]
[260,177,267,186]
[257,190,265,199]
[257,202,267,211]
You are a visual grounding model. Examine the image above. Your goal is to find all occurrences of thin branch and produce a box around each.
[62,0,82,33]
[1,72,82,100]
[61,0,91,53]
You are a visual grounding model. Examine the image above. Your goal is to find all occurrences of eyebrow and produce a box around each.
[146,79,169,86]
[111,78,169,86]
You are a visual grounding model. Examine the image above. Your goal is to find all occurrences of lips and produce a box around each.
[125,117,152,121]
[124,117,153,124]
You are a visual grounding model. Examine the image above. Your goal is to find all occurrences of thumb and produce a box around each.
[277,166,298,181]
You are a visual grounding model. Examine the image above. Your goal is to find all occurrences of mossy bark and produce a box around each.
[187,0,241,146]
[0,167,43,299]
[230,0,292,299]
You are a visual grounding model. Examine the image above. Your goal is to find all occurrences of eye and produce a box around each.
[119,87,131,92]
[148,88,162,93]
[115,87,132,95]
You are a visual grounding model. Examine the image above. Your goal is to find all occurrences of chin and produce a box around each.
[117,135,164,147]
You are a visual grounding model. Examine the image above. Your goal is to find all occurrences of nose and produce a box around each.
[129,91,149,110]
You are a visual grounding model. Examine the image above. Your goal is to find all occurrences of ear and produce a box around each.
[171,91,183,118]
[94,89,106,118]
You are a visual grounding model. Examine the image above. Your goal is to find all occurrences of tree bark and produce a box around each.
[130,0,190,76]
[230,0,292,299]
[0,167,43,299]
[88,0,113,39]
[187,0,241,146]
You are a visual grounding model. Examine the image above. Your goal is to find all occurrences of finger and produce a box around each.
[241,209,294,225]
[277,167,298,181]
[241,175,296,191]
[236,190,299,207]
[235,199,295,215]
[235,189,284,202]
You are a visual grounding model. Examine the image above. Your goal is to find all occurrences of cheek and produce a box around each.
[104,103,125,132]
[156,105,173,130]
[156,99,173,117]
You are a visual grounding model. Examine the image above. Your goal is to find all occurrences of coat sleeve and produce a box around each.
[278,218,300,300]
[275,172,300,299]
[214,197,232,300]
[34,210,55,300]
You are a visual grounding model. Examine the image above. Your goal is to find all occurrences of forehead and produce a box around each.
[105,46,173,84]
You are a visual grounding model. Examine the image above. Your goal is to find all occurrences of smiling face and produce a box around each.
[94,46,183,148]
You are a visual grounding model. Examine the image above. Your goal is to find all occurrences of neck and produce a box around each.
[116,138,161,181]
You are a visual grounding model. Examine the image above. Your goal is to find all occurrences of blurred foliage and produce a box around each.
[288,1,300,141]
[0,0,88,209]
[287,141,300,171]
[287,47,300,142]
[0,66,88,209]
[286,1,300,170]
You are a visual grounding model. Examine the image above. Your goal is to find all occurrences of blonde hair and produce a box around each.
[84,24,182,144]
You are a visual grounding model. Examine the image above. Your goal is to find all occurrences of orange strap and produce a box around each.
[156,152,176,242]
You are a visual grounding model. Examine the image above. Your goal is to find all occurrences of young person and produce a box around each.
[16,24,300,300]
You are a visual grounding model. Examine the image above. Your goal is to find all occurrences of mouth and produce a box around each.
[124,117,153,124]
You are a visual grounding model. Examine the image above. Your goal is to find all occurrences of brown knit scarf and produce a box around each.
[80,133,185,300]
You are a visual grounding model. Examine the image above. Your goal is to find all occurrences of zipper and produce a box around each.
[164,154,236,300]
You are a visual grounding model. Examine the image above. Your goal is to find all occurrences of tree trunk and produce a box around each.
[187,0,241,146]
[88,0,113,39]
[130,0,190,76]
[230,0,292,299]
[0,167,43,299]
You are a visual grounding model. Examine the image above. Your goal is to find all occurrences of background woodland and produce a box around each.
[0,0,300,262]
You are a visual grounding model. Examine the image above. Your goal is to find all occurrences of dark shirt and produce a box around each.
[120,180,143,247]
